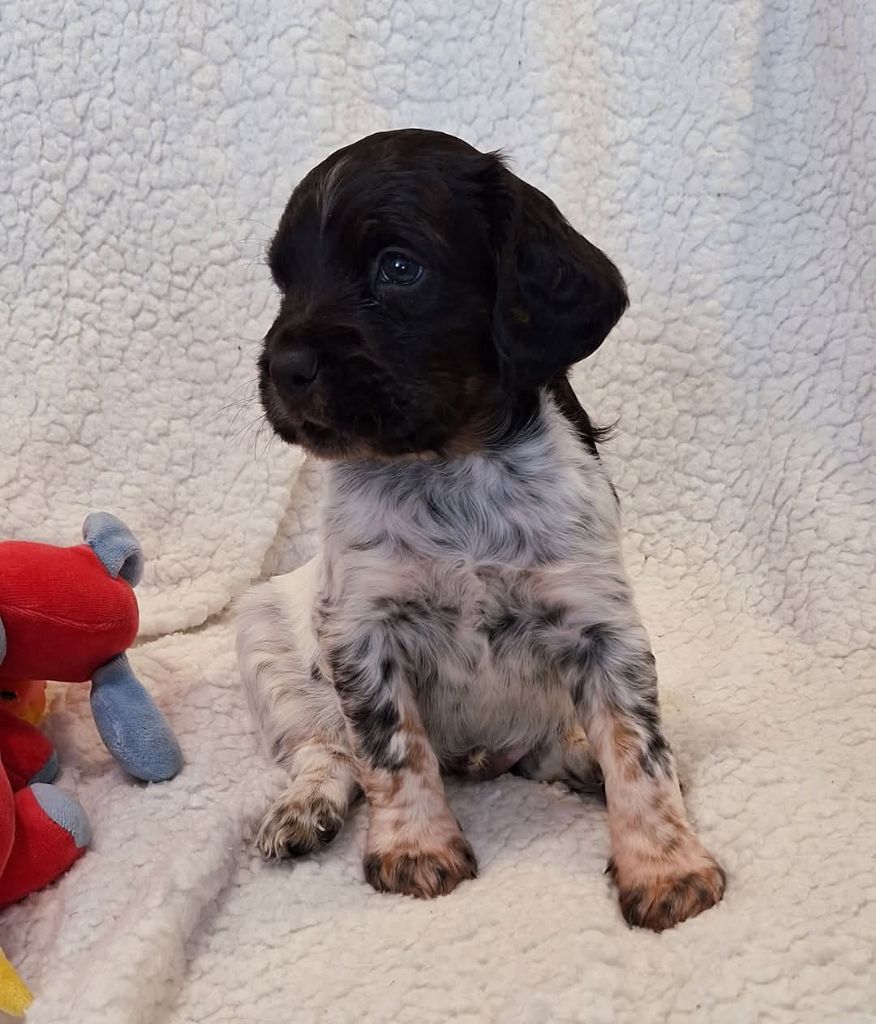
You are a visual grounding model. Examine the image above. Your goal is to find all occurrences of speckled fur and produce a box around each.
[239,129,723,928]
[237,395,725,928]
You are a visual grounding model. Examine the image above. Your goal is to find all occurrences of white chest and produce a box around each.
[323,400,618,567]
[317,398,622,757]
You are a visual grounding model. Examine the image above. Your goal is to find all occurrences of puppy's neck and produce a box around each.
[327,388,572,486]
[321,391,611,565]
[351,387,544,466]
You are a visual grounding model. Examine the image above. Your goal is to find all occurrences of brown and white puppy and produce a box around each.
[237,129,725,931]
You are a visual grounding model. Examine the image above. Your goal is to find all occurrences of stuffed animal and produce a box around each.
[1,703,90,905]
[0,698,91,1017]
[0,948,33,1018]
[0,679,46,726]
[0,513,182,783]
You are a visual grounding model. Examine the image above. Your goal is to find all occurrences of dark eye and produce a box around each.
[377,251,424,286]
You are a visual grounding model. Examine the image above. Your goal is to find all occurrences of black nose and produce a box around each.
[270,347,320,397]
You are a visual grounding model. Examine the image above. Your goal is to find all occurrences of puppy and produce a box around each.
[237,129,725,931]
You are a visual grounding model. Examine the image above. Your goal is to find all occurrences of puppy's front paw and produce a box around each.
[609,844,726,932]
[363,833,478,898]
[257,791,345,860]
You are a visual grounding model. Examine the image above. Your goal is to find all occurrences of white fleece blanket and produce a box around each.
[0,3,306,636]
[2,0,875,1022]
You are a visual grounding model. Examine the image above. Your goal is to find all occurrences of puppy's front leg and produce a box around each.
[328,630,477,898]
[569,621,725,931]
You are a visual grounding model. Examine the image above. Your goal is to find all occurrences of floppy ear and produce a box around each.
[488,165,628,390]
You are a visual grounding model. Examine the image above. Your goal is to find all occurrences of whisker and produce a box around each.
[225,399,260,431]
[212,377,262,426]
[253,418,275,459]
[223,217,274,232]
[224,376,260,399]
[228,414,267,443]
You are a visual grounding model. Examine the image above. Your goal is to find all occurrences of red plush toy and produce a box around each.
[0,512,182,786]
[1,518,140,687]
[0,701,90,908]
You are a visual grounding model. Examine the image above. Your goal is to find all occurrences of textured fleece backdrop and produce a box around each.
[2,1,875,1022]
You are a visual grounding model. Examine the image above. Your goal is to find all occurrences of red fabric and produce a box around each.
[1,731,85,908]
[0,710,54,791]
[0,784,86,908]
[0,763,12,875]
[0,541,138,683]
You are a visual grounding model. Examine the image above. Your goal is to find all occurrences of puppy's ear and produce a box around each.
[486,162,628,390]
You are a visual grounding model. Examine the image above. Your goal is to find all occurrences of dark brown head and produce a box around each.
[258,129,627,458]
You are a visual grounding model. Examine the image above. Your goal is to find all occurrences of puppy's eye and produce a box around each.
[377,252,424,286]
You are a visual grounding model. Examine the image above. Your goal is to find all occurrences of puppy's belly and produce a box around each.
[405,565,574,766]
[415,655,571,769]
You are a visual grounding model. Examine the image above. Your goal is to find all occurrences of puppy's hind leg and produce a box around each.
[236,566,359,860]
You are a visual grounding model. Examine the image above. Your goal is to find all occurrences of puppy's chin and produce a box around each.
[260,372,514,461]
[263,403,491,462]
[263,410,360,460]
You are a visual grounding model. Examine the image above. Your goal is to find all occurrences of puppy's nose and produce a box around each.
[270,347,321,397]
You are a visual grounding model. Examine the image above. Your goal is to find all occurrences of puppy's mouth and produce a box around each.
[296,417,329,439]
[262,391,354,457]
[258,360,502,461]
[272,410,443,460]
[263,389,465,460]
[298,417,344,449]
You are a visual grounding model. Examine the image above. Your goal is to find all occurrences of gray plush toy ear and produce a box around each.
[82,512,144,587]
[486,160,628,391]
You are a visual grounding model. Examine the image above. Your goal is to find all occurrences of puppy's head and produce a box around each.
[259,129,627,458]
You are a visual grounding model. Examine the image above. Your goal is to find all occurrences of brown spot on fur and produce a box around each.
[361,767,404,807]
[612,860,726,932]
[650,792,690,856]
[562,723,590,752]
[364,833,478,898]
[611,718,644,781]
[401,730,429,775]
